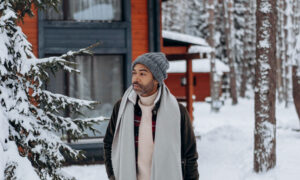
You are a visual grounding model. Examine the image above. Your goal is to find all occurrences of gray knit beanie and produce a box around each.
[132,52,170,84]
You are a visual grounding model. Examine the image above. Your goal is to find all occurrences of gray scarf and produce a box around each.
[111,83,182,180]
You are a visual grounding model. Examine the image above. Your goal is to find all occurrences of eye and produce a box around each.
[140,72,146,76]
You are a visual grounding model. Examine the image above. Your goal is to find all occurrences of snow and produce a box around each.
[62,165,107,180]
[0,114,40,180]
[63,98,300,180]
[167,58,229,75]
[259,1,272,13]
[162,30,210,47]
[0,109,7,180]
[194,99,300,180]
[189,45,213,53]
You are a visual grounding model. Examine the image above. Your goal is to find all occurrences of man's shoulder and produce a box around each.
[176,102,191,125]
[177,102,187,114]
[113,99,122,110]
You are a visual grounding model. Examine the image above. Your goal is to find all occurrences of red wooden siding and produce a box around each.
[131,0,149,60]
[19,8,39,57]
[165,73,211,101]
[161,46,188,54]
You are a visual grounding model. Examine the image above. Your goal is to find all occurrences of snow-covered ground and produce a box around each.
[195,99,300,180]
[63,98,300,180]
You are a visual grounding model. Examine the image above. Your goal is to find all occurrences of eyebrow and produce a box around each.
[132,68,149,72]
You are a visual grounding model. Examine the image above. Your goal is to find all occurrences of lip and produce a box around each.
[133,84,141,89]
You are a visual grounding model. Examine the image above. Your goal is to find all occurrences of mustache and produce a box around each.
[132,82,141,87]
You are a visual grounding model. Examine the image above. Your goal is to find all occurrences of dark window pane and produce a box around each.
[46,55,124,138]
[44,2,63,20]
[45,0,122,21]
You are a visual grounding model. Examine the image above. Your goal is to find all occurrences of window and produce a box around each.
[46,55,123,137]
[45,0,122,21]
[181,76,197,86]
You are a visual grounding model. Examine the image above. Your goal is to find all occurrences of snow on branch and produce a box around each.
[40,90,99,112]
[20,42,101,76]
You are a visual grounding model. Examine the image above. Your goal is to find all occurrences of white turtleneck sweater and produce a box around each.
[137,89,160,180]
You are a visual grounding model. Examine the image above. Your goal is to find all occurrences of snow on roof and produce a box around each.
[189,45,213,53]
[162,30,210,47]
[167,59,229,75]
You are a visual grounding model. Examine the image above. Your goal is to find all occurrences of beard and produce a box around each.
[132,80,155,96]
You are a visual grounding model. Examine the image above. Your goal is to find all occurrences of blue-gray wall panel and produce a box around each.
[44,27,126,53]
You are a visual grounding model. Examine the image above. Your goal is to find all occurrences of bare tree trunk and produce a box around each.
[224,0,238,104]
[254,0,277,173]
[283,0,294,108]
[249,0,257,89]
[208,0,220,112]
[292,66,300,123]
[276,0,284,102]
[240,0,250,98]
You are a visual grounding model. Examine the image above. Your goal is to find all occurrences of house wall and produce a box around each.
[131,0,149,60]
[161,46,188,54]
[165,73,211,101]
[19,8,39,56]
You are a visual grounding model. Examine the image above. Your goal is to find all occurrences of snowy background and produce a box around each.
[63,98,300,180]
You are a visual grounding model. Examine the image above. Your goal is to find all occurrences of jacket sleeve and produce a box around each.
[179,103,199,180]
[103,100,121,180]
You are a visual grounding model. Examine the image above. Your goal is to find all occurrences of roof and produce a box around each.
[162,30,209,47]
[167,59,229,75]
[188,45,213,53]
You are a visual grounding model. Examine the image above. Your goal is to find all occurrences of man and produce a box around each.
[104,52,199,180]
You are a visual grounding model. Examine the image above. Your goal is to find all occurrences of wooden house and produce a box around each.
[161,30,229,102]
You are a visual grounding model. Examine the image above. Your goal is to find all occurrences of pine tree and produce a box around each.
[185,0,209,38]
[162,0,209,39]
[0,1,102,179]
[162,0,187,33]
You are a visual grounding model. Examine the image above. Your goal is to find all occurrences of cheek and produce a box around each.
[132,75,140,83]
[145,79,155,89]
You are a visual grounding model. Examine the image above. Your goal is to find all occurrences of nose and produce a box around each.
[132,74,139,83]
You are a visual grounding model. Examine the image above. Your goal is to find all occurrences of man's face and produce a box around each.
[132,64,158,97]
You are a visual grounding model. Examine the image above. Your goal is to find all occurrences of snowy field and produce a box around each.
[63,99,300,180]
